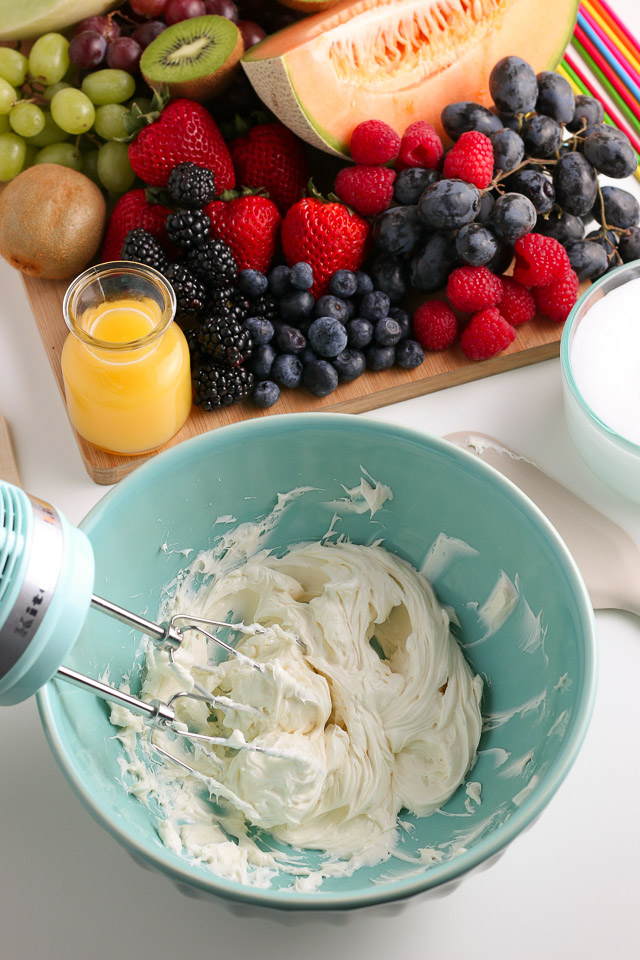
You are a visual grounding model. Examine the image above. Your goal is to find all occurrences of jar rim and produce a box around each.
[63,261,177,351]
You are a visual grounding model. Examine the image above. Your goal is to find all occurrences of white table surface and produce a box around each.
[2,7,640,955]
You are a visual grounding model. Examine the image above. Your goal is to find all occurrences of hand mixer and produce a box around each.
[0,478,281,767]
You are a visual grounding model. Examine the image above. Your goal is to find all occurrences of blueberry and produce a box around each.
[441,101,503,141]
[302,360,339,397]
[314,294,349,324]
[389,307,411,339]
[278,289,314,323]
[619,226,640,263]
[489,128,524,174]
[371,205,423,255]
[565,240,608,281]
[301,345,320,366]
[367,254,408,304]
[238,268,268,298]
[396,339,425,370]
[592,186,640,229]
[489,56,538,115]
[354,270,374,297]
[418,179,480,230]
[365,344,396,371]
[275,324,307,354]
[332,349,366,382]
[289,261,314,290]
[244,316,274,345]
[393,167,440,205]
[268,264,292,297]
[582,127,637,179]
[489,192,537,242]
[346,317,374,349]
[250,343,276,379]
[329,269,358,298]
[521,114,563,159]
[344,298,356,320]
[553,152,599,217]
[506,169,555,214]
[308,317,349,358]
[410,233,458,292]
[535,71,575,124]
[567,95,604,133]
[374,317,402,346]
[455,223,499,266]
[360,290,391,321]
[252,380,280,408]
[271,353,303,388]
[535,210,585,245]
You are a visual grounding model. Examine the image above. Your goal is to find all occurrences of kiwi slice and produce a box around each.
[140,16,244,103]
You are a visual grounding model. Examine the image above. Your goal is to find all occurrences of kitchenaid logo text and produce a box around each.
[13,587,46,639]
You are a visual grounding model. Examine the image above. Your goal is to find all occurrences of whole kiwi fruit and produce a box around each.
[0,164,106,280]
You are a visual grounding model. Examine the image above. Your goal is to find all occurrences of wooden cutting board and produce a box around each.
[23,272,578,485]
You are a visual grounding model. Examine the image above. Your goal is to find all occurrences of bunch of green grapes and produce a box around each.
[0,33,145,193]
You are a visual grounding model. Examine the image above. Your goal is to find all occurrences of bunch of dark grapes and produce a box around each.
[366,55,639,297]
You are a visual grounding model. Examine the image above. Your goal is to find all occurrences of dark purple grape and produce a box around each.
[567,95,604,133]
[132,21,167,50]
[393,167,439,205]
[75,16,120,41]
[619,226,640,263]
[106,37,142,73]
[489,56,538,115]
[582,127,638,178]
[486,240,514,275]
[489,128,524,174]
[68,31,107,70]
[565,240,608,280]
[371,206,423,254]
[553,152,598,216]
[203,0,238,19]
[417,179,480,230]
[507,169,555,214]
[488,192,537,242]
[455,223,498,266]
[440,101,503,141]
[592,185,640,229]
[535,210,585,245]
[586,228,622,269]
[521,114,563,158]
[476,192,495,223]
[535,71,575,124]
[237,20,266,48]
[410,234,458,293]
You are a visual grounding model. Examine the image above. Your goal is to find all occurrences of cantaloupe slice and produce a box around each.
[0,0,116,41]
[243,0,579,157]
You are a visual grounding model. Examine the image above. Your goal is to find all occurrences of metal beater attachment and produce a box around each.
[0,480,282,766]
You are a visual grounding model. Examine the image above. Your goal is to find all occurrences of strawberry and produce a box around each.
[281,194,370,298]
[205,191,282,274]
[100,189,172,262]
[128,98,235,190]
[229,122,310,216]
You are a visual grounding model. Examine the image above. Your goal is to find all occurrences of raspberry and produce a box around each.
[412,300,458,351]
[446,266,503,313]
[498,276,536,326]
[460,307,516,360]
[398,121,444,170]
[443,131,494,189]
[533,269,580,322]
[334,165,396,217]
[350,119,401,165]
[513,233,572,287]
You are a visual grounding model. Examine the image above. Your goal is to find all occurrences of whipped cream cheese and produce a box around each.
[111,485,483,889]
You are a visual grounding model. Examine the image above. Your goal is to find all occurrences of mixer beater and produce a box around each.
[0,479,283,765]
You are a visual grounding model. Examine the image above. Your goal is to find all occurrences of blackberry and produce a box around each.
[166,208,211,252]
[167,162,217,208]
[188,238,238,288]
[207,284,250,324]
[164,262,208,322]
[196,314,253,366]
[121,229,168,272]
[192,362,254,411]
[248,292,278,323]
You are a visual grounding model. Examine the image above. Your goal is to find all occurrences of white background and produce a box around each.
[1,3,640,956]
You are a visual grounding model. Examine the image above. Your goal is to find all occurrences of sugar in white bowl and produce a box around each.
[561,263,640,502]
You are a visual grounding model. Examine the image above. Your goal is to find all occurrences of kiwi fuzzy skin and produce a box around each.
[142,29,244,104]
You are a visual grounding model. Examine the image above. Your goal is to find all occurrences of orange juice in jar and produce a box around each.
[62,262,191,456]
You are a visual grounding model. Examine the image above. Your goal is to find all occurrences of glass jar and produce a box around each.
[62,262,191,456]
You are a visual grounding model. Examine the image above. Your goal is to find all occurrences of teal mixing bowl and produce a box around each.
[37,414,597,911]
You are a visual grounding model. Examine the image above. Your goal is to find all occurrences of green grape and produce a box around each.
[23,144,38,169]
[82,148,101,187]
[25,111,69,148]
[94,103,128,141]
[0,114,9,135]
[0,132,26,181]
[97,141,135,193]
[81,69,136,106]
[0,78,17,116]
[50,88,95,135]
[28,33,70,86]
[43,81,71,100]
[34,142,82,172]
[9,102,45,138]
[0,49,28,88]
